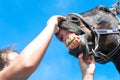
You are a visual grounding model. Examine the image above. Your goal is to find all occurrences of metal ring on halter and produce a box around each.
[118,39,120,43]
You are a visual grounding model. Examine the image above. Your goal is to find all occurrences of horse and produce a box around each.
[57,2,120,73]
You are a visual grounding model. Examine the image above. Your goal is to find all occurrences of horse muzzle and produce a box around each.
[56,19,92,58]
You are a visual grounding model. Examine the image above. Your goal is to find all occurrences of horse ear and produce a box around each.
[109,1,120,15]
[116,1,120,14]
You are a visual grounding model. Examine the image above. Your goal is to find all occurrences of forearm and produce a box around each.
[78,53,95,80]
[82,73,94,80]
[20,23,55,69]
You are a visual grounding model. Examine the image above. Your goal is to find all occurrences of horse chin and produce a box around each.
[69,34,90,58]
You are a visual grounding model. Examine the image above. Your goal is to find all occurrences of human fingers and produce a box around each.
[85,55,95,64]
[78,52,84,63]
[47,15,66,23]
[57,16,66,21]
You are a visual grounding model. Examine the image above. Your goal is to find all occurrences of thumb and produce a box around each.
[54,26,59,33]
[78,52,84,63]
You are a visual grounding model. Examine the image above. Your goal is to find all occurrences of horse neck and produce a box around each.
[111,49,120,73]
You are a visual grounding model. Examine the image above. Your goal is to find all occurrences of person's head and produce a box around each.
[0,49,19,71]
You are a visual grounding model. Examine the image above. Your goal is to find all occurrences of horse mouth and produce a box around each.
[64,36,81,49]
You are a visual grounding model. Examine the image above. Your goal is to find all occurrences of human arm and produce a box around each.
[78,53,95,80]
[0,15,66,80]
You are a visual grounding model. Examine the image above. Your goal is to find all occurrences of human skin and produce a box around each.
[0,15,66,80]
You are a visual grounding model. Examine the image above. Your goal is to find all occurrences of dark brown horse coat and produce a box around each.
[57,2,120,73]
[80,4,120,73]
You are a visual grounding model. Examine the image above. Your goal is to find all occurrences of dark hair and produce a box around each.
[0,49,17,71]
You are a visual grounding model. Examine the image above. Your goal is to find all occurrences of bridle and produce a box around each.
[66,12,120,64]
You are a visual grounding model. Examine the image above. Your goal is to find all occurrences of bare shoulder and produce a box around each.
[0,62,29,80]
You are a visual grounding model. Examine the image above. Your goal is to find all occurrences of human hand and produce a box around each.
[47,15,66,33]
[78,52,95,79]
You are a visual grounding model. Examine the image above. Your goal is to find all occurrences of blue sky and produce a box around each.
[0,0,120,80]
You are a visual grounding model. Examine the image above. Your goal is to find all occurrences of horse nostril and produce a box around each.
[72,17,79,20]
[70,17,80,23]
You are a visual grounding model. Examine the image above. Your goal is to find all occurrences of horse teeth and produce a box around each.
[66,39,70,45]
[72,41,76,46]
[68,41,76,49]
[66,37,72,45]
[65,36,80,49]
[68,43,74,49]
[74,39,78,44]
[74,39,79,45]
[67,44,71,49]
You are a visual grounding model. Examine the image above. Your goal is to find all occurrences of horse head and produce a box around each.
[56,2,120,73]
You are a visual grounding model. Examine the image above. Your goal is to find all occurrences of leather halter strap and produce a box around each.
[95,40,120,63]
[97,29,120,34]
